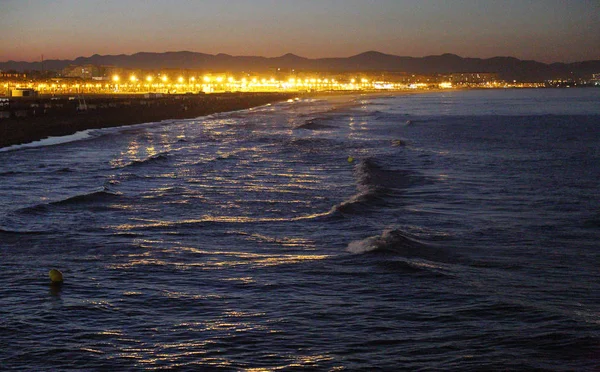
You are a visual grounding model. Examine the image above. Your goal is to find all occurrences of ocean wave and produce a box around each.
[330,159,386,214]
[50,189,122,206]
[331,188,380,214]
[14,188,122,215]
[0,130,95,153]
[281,138,342,155]
[369,110,409,121]
[332,158,418,214]
[114,152,170,169]
[112,209,339,230]
[356,158,416,189]
[0,227,51,235]
[346,228,456,265]
[347,229,428,255]
[294,117,335,130]
[0,116,197,153]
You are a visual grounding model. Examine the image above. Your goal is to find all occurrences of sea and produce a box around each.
[0,88,598,371]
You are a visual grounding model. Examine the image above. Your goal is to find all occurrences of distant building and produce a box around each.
[9,88,38,97]
[62,64,103,79]
[0,71,27,79]
[451,73,499,84]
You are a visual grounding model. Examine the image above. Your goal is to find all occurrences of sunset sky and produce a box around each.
[1,0,598,63]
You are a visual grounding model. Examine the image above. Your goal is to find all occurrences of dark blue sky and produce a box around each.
[1,0,598,63]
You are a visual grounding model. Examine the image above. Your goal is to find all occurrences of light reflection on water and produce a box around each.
[0,90,599,369]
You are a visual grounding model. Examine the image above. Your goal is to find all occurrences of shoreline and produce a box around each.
[0,92,294,149]
[0,90,432,150]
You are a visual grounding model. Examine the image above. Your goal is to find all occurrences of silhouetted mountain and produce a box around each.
[2,51,599,81]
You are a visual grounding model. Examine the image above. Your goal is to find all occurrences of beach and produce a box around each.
[0,92,294,148]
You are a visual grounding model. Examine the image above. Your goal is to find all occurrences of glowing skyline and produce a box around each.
[1,0,599,63]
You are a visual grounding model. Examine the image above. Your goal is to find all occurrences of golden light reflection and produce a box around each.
[113,209,334,231]
[107,247,330,270]
[246,354,336,371]
[80,348,104,354]
[222,277,256,284]
[98,330,124,336]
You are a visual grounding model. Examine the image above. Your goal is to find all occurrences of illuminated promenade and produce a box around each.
[0,72,543,97]
[2,75,408,96]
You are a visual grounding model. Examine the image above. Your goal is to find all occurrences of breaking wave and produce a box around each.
[294,117,335,130]
[49,189,122,206]
[332,158,418,214]
[346,227,461,269]
[15,188,122,215]
[347,229,429,255]
[115,152,170,168]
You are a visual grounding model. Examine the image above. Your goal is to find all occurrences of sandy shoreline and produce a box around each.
[0,90,426,149]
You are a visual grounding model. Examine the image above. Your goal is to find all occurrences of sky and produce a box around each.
[1,0,598,63]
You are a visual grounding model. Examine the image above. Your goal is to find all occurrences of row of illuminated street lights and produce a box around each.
[1,74,469,95]
[107,74,391,93]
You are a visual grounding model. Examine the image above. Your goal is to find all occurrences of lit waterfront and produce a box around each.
[1,72,545,96]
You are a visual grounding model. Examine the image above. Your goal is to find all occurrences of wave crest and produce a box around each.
[50,189,122,206]
[14,188,122,215]
[347,229,427,254]
[294,117,335,130]
[332,158,418,214]
[114,152,170,169]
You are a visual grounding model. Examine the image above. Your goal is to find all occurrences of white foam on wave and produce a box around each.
[0,130,95,153]
[346,228,428,255]
[0,118,173,153]
[347,235,381,254]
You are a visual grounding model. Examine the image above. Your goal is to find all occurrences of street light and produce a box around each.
[112,75,120,92]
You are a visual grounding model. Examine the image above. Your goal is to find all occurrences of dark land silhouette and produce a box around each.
[2,51,600,82]
[0,93,294,148]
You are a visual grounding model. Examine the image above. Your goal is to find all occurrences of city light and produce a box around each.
[1,68,550,97]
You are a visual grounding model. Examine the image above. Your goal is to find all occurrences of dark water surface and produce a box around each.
[1,89,599,370]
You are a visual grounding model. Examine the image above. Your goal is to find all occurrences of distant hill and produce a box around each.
[2,51,599,81]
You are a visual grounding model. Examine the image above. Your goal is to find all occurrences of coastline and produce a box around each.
[0,92,294,149]
[0,89,434,150]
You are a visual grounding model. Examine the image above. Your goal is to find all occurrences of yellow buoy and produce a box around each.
[49,269,63,283]
[347,156,354,163]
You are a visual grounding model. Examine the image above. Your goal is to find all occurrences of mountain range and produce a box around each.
[2,51,599,81]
